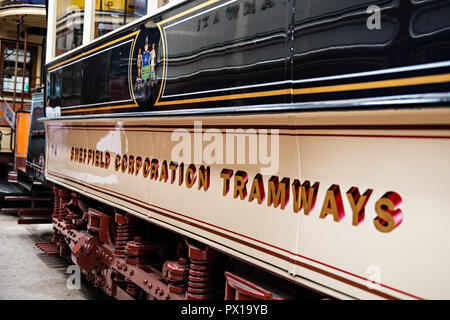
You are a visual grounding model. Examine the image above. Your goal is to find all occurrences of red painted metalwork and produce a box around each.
[114,211,134,258]
[88,208,113,245]
[3,195,52,202]
[45,186,308,300]
[18,208,53,216]
[164,257,189,295]
[185,241,217,300]
[16,208,53,224]
[51,212,186,300]
[72,233,98,271]
[18,216,52,224]
[125,236,152,265]
[66,192,83,221]
[124,236,151,296]
[1,191,53,217]
[224,271,286,300]
[53,187,60,219]
[35,241,60,255]
[52,187,61,245]
[58,189,71,225]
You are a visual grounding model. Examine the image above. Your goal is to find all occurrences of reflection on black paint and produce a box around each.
[411,1,450,37]
[293,0,399,80]
[82,41,132,106]
[161,0,290,103]
[59,60,82,107]
[46,0,450,114]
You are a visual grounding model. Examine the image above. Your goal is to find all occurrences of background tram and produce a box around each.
[0,0,50,213]
[37,0,450,300]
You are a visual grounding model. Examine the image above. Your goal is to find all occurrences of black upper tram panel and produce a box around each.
[46,0,450,116]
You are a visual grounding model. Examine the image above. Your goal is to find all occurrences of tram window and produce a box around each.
[161,0,290,100]
[293,0,397,80]
[55,0,84,57]
[0,42,37,96]
[94,0,148,39]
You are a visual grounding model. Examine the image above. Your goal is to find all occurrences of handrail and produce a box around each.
[0,0,45,8]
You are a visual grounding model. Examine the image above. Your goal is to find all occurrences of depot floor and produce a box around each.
[0,212,110,300]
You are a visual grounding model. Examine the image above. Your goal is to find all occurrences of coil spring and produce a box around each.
[58,190,69,221]
[52,187,60,219]
[187,259,215,299]
[115,223,134,258]
[125,236,148,266]
[167,257,189,295]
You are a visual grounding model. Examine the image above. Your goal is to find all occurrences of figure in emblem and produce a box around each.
[141,36,151,82]
[134,34,159,110]
[136,48,143,89]
[137,48,143,79]
[150,43,156,81]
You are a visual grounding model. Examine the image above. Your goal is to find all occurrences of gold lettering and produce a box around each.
[248,174,265,204]
[234,171,248,200]
[128,155,135,175]
[99,151,105,168]
[178,163,184,186]
[135,156,142,176]
[105,152,111,169]
[121,155,128,173]
[198,166,210,191]
[346,187,373,226]
[267,176,290,210]
[95,151,100,167]
[374,192,403,233]
[292,180,319,215]
[220,169,233,196]
[159,161,168,182]
[88,150,93,165]
[150,159,159,180]
[185,164,197,188]
[169,162,178,184]
[143,157,151,178]
[319,185,345,222]
[115,154,121,171]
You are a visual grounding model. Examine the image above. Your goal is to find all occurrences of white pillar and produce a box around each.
[83,0,96,45]
[147,0,158,16]
[36,46,42,86]
[45,0,57,63]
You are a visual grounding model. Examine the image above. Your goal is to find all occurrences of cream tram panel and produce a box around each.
[0,127,13,153]
[45,108,450,300]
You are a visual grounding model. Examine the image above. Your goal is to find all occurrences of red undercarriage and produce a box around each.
[47,186,291,300]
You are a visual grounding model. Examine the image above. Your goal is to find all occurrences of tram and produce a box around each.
[42,0,450,300]
[0,0,46,175]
